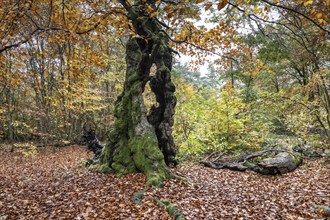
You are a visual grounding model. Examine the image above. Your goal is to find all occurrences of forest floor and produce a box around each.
[0,145,329,220]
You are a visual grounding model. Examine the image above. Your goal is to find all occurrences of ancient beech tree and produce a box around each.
[98,0,178,187]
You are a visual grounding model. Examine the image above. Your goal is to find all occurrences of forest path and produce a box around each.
[0,146,329,219]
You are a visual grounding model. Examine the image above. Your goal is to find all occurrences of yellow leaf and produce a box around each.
[205,2,213,10]
[217,0,228,10]
[146,6,154,13]
[316,13,323,18]
[179,8,186,15]
[318,18,326,24]
[303,0,313,6]
[164,5,173,11]
[150,11,158,17]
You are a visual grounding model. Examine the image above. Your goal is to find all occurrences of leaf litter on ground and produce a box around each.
[0,145,329,219]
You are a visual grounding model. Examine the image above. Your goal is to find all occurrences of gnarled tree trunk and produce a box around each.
[98,2,177,187]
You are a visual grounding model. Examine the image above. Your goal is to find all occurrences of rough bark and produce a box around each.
[82,128,104,159]
[97,2,177,187]
[202,149,303,175]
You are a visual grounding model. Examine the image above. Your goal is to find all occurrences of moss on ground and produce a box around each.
[98,162,112,173]
[153,198,185,220]
[131,191,145,205]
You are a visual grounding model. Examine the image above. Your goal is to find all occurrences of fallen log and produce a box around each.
[253,152,302,175]
[202,148,303,175]
[202,161,248,172]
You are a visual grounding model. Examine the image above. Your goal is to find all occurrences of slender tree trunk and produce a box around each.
[98,2,177,187]
[6,89,14,143]
[5,52,15,147]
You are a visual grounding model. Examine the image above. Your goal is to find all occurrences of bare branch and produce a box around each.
[260,0,330,34]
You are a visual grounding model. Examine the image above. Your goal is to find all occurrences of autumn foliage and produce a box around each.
[0,0,329,218]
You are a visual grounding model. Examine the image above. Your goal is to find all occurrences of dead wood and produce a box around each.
[202,148,303,175]
[82,128,104,159]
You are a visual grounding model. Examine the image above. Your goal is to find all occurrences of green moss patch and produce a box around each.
[131,191,145,205]
[153,198,185,220]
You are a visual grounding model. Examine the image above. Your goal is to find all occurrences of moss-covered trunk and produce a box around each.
[98,1,177,187]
